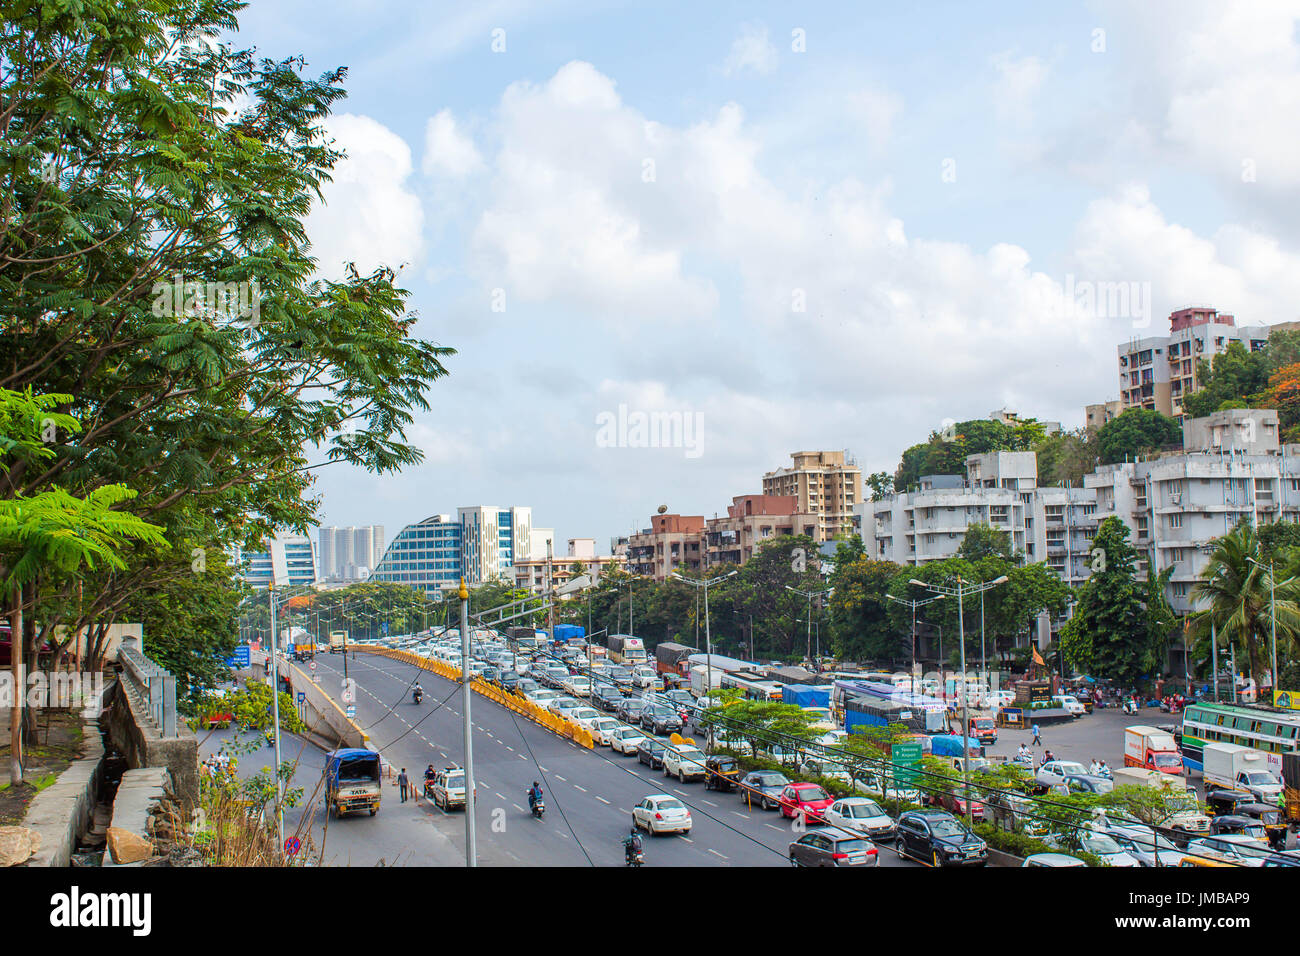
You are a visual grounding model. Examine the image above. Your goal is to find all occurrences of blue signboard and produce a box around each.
[381,622,388,635]
[297,692,305,704]
[227,645,251,667]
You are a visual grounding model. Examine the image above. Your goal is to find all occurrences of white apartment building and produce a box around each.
[762,450,862,540]
[1086,408,1300,616]
[317,524,385,582]
[1117,307,1275,419]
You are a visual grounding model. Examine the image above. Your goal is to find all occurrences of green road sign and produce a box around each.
[892,741,923,786]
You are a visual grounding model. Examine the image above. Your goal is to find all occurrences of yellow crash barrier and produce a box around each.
[351,646,592,748]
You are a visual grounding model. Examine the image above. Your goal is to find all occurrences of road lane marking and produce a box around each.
[513,804,525,812]
[707,848,728,860]
[574,785,587,793]
[765,824,783,832]
[555,775,566,782]
[681,837,693,843]
[702,800,717,807]
[596,796,611,805]
[731,812,748,819]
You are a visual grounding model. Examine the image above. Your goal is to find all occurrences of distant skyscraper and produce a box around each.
[370,506,535,594]
[318,525,386,582]
[242,532,318,588]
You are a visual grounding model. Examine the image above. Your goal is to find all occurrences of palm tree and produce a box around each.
[1190,521,1300,689]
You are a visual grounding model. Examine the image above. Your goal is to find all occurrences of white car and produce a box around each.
[548,697,584,720]
[1023,853,1086,868]
[1036,760,1089,788]
[981,690,1015,710]
[610,726,647,755]
[822,797,897,842]
[1044,829,1138,867]
[1051,694,1086,717]
[524,688,559,707]
[570,707,603,730]
[800,757,853,787]
[562,675,592,698]
[662,744,708,782]
[632,794,692,834]
[586,715,619,743]
[631,666,659,689]
[1185,835,1273,867]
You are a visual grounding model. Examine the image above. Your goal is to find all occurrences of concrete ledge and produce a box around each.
[988,847,1024,868]
[24,721,104,867]
[102,767,172,868]
[103,677,198,806]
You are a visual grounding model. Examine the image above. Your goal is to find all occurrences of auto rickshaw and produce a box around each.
[1235,802,1290,850]
[1206,789,1256,818]
[1208,814,1270,844]
[703,754,741,792]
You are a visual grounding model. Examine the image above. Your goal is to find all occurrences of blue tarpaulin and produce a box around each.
[928,734,984,757]
[782,685,830,708]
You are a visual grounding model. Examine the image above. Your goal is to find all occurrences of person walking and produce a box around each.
[397,768,409,803]
[1031,723,1042,746]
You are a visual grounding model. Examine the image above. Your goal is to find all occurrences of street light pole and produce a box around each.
[886,593,946,684]
[267,583,284,853]
[786,585,832,666]
[459,576,476,867]
[1247,556,1280,701]
[911,574,1008,830]
[674,571,737,704]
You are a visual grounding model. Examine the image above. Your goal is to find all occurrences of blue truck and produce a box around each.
[324,748,382,818]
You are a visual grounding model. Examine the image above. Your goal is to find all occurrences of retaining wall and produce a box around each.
[23,719,104,867]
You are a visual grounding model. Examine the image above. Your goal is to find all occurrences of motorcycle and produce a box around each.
[423,778,436,799]
[625,843,644,867]
[530,796,545,819]
[413,688,424,704]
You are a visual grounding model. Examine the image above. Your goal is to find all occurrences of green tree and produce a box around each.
[955,523,1016,562]
[828,556,903,661]
[1190,520,1300,688]
[866,472,894,499]
[1096,409,1182,464]
[1060,518,1167,685]
[1179,342,1272,418]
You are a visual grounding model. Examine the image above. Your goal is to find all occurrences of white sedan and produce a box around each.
[822,797,897,842]
[589,717,622,746]
[632,794,692,835]
[609,726,646,755]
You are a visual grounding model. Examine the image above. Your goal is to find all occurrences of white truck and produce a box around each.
[1110,767,1210,835]
[690,664,723,697]
[1123,725,1184,775]
[1202,742,1283,803]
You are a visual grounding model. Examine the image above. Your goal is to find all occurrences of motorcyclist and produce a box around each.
[413,682,424,702]
[1016,743,1031,763]
[528,781,544,810]
[623,826,643,863]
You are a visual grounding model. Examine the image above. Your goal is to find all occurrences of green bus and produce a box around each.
[1180,702,1300,777]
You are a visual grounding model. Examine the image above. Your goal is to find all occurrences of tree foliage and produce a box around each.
[1096,408,1182,464]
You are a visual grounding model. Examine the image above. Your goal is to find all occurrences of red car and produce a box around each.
[778,782,835,822]
[928,790,985,821]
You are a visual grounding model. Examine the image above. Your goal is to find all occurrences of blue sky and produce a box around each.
[234,1,1300,553]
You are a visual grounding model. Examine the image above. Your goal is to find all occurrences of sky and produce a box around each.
[235,0,1300,554]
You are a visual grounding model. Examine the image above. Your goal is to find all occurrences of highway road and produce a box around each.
[298,650,924,868]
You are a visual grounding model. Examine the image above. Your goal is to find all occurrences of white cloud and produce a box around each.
[991,50,1048,126]
[423,109,485,178]
[305,113,424,281]
[722,23,779,76]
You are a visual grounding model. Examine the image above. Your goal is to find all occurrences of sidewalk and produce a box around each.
[0,708,87,823]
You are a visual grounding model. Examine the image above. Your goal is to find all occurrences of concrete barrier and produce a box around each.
[273,657,370,751]
[102,767,171,868]
[23,720,104,867]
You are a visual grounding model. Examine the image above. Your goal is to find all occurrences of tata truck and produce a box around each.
[655,642,698,677]
[324,748,382,817]
[1124,725,1185,775]
[329,630,348,654]
[1203,742,1284,803]
[607,634,647,665]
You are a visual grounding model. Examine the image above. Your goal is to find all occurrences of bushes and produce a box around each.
[973,822,1105,867]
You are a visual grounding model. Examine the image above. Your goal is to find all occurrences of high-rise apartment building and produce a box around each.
[317,525,385,582]
[1117,308,1276,419]
[762,450,862,539]
[628,513,705,580]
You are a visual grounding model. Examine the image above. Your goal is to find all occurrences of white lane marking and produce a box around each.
[673,789,687,796]
[495,792,505,801]
[539,766,548,772]
[702,800,717,808]
[513,804,525,812]
[555,775,566,782]
[765,824,783,832]
[574,785,587,793]
[707,848,727,860]
[731,812,748,820]
[506,746,514,752]
[681,837,693,843]
[518,754,527,760]
[596,796,611,805]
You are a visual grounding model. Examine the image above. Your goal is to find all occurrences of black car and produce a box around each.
[738,770,791,810]
[641,705,683,735]
[593,687,625,713]
[496,670,520,692]
[618,697,649,722]
[637,737,667,770]
[895,810,988,867]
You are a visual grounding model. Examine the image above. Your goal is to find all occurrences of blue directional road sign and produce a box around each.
[345,705,356,719]
[227,645,251,667]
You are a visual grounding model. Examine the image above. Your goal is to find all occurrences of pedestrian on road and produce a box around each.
[1031,723,1042,746]
[397,768,409,803]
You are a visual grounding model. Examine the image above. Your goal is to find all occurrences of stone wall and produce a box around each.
[102,677,199,807]
[23,719,104,867]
